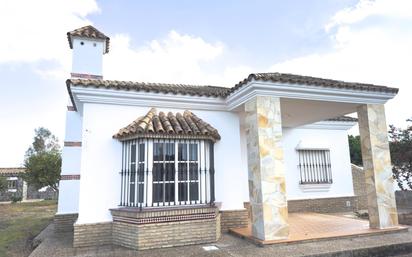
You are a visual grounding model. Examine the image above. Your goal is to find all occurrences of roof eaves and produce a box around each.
[66,79,230,98]
[229,73,399,96]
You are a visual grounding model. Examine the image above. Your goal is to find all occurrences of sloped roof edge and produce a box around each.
[231,73,399,95]
[67,25,110,53]
[113,108,221,142]
[0,167,25,175]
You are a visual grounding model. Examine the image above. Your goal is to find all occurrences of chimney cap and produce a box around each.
[67,25,110,53]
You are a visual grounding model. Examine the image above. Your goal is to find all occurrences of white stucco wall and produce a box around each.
[64,101,355,224]
[57,180,80,214]
[76,103,247,224]
[71,38,104,76]
[64,108,83,142]
[61,147,82,174]
[238,118,355,203]
[282,126,354,200]
[58,108,83,215]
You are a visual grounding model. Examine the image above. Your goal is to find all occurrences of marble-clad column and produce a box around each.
[357,104,398,229]
[245,96,289,241]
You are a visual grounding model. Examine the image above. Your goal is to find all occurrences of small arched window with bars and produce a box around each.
[297,149,332,184]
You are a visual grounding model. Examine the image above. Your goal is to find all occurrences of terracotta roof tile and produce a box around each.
[231,73,399,95]
[67,72,398,103]
[66,79,229,99]
[114,108,221,141]
[0,167,25,175]
[67,25,110,53]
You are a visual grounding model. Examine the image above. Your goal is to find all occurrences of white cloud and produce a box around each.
[0,1,253,87]
[0,0,99,70]
[325,0,412,31]
[0,0,100,166]
[104,31,251,86]
[270,0,412,128]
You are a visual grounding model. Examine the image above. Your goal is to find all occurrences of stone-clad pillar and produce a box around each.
[245,96,289,241]
[357,104,398,229]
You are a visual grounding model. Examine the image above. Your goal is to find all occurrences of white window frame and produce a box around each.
[7,177,18,192]
[297,148,332,185]
[122,139,211,208]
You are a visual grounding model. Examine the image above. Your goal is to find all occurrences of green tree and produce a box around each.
[389,119,412,190]
[348,135,363,166]
[0,176,7,192]
[23,128,61,191]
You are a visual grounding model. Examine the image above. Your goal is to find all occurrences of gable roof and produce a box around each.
[66,79,229,97]
[67,72,398,100]
[231,73,399,95]
[113,108,221,142]
[67,25,110,53]
[0,167,25,175]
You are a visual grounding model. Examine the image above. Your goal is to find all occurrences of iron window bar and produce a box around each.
[297,149,332,185]
[119,138,215,209]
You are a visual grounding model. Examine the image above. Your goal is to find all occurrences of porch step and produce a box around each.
[227,226,412,257]
[305,239,412,257]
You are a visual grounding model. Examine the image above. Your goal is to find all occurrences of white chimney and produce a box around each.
[67,25,110,79]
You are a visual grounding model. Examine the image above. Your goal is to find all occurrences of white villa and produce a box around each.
[56,25,401,250]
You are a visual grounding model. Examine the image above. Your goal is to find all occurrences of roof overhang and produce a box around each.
[298,120,357,130]
[68,84,227,114]
[67,79,397,114]
[225,80,398,111]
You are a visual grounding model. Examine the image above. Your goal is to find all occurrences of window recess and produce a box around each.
[120,138,215,209]
[297,149,332,184]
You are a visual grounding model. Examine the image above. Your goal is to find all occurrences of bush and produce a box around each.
[389,120,412,190]
[348,135,362,166]
[11,195,22,203]
[0,176,7,193]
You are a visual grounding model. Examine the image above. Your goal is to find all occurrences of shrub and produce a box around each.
[11,195,22,203]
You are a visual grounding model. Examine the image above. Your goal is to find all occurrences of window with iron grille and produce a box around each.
[120,138,215,208]
[7,179,17,189]
[297,149,332,184]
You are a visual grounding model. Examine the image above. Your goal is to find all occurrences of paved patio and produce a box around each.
[230,212,408,245]
[30,213,412,257]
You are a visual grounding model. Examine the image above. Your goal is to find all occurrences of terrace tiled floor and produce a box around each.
[230,212,408,245]
[30,213,411,257]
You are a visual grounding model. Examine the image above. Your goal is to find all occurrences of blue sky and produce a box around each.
[91,0,356,65]
[1,0,411,166]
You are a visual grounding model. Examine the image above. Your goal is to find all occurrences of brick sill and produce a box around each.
[110,204,218,220]
[111,203,215,213]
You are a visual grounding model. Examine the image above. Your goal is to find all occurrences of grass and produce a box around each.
[0,200,57,257]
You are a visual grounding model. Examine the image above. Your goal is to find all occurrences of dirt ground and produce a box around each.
[0,200,57,257]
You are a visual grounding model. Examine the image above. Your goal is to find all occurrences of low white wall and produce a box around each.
[76,103,247,224]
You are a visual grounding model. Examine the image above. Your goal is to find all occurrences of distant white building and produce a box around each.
[56,26,400,250]
[0,167,57,201]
